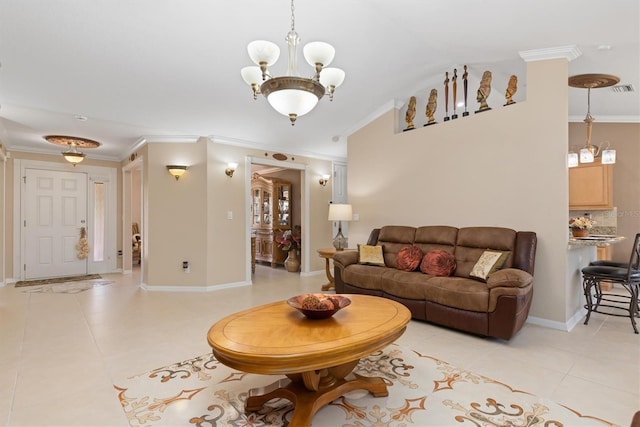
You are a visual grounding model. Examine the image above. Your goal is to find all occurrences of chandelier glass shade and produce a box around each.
[240,0,345,125]
[567,74,619,167]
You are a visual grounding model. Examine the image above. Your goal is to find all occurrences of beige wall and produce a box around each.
[347,58,573,324]
[130,137,335,288]
[569,122,640,261]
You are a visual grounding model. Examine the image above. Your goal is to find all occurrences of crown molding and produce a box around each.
[519,45,582,62]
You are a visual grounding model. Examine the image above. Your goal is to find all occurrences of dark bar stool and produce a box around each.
[581,233,640,334]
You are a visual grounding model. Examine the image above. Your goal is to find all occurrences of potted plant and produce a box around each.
[569,216,596,238]
[276,225,301,272]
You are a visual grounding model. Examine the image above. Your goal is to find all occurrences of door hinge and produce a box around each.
[23,176,26,184]
[24,220,26,227]
[23,264,26,271]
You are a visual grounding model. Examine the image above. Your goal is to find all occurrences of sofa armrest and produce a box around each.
[333,250,359,269]
[486,268,533,289]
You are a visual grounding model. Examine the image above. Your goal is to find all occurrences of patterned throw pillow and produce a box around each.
[470,250,510,282]
[358,244,385,266]
[420,250,456,276]
[396,245,423,271]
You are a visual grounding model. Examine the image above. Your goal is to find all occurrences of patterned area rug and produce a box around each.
[19,279,112,294]
[113,344,617,427]
[15,274,102,287]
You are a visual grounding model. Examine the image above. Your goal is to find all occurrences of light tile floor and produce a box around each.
[1,265,638,426]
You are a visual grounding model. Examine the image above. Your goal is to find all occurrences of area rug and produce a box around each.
[113,344,617,427]
[15,274,102,287]
[19,279,112,294]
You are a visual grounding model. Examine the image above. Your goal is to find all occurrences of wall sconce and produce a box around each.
[225,162,238,177]
[166,165,187,180]
[319,174,330,186]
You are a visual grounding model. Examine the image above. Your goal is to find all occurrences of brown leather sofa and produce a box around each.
[333,226,537,340]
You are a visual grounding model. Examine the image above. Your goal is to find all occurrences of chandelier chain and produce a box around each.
[290,0,295,32]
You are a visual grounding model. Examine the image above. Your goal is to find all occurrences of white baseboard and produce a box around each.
[141,280,252,292]
[527,307,587,332]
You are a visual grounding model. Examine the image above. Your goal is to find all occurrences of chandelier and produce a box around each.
[240,0,345,125]
[44,135,101,166]
[567,74,619,167]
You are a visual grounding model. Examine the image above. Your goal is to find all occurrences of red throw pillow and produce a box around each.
[396,245,423,271]
[421,250,456,276]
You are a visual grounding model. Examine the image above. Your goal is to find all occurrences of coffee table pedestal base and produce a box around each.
[245,360,387,427]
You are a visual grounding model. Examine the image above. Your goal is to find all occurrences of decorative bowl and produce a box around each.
[287,294,351,319]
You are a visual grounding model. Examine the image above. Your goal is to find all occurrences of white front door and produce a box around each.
[24,169,88,279]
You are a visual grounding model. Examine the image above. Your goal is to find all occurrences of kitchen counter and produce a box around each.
[568,235,626,246]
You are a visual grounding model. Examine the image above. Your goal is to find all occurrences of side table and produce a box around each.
[317,247,355,291]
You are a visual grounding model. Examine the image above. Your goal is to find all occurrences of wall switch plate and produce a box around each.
[182,261,190,273]
[227,211,233,220]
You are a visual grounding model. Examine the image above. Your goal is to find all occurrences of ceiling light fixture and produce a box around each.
[568,74,619,167]
[240,0,345,126]
[44,135,101,166]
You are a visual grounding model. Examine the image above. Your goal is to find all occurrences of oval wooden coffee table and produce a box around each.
[207,294,411,427]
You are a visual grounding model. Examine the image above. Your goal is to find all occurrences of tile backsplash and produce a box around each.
[569,208,617,234]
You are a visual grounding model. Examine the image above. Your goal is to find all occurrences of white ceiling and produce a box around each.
[0,0,638,161]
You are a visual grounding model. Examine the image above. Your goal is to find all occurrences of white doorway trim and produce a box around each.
[13,159,118,281]
[122,156,144,275]
[245,156,309,283]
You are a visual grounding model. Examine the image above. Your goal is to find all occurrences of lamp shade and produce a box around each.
[319,67,345,88]
[247,40,280,66]
[240,66,262,86]
[266,88,320,118]
[303,41,335,67]
[328,204,352,221]
[601,149,616,164]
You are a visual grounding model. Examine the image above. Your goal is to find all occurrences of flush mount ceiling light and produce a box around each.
[568,74,619,167]
[44,135,101,166]
[240,0,345,126]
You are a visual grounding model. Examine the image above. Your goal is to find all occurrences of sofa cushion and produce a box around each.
[420,250,456,276]
[454,227,516,278]
[396,246,423,271]
[470,250,510,282]
[377,226,417,268]
[358,244,385,266]
[342,264,387,291]
[423,276,490,312]
[414,226,458,255]
[380,269,432,300]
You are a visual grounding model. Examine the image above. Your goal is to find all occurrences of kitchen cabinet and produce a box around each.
[251,175,291,267]
[568,159,612,210]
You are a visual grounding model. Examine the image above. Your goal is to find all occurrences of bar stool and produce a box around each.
[581,233,640,334]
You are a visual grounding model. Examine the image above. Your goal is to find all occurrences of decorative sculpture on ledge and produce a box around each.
[451,68,458,119]
[424,89,438,126]
[404,96,416,131]
[504,75,518,106]
[475,70,492,113]
[443,71,450,121]
[462,65,469,116]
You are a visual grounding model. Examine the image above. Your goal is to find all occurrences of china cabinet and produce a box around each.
[251,175,291,267]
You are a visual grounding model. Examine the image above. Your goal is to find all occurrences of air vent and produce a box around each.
[611,84,635,93]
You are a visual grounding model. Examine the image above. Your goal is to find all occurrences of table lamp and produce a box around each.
[328,203,352,250]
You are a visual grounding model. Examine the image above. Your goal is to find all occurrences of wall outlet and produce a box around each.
[182,261,190,273]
